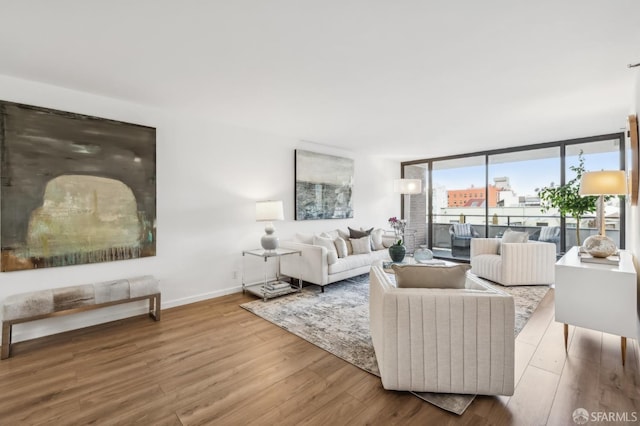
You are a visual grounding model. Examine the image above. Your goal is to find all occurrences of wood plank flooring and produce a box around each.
[0,288,638,425]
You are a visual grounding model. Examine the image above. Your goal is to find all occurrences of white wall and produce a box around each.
[628,69,640,371]
[628,70,640,257]
[0,75,399,342]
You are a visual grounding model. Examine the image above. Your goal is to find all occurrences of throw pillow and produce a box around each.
[334,237,348,258]
[350,236,372,254]
[382,234,395,248]
[348,226,373,239]
[539,226,557,241]
[313,235,338,265]
[323,230,340,240]
[294,233,314,245]
[498,228,529,254]
[370,228,385,250]
[392,264,471,289]
[452,223,472,238]
[337,229,354,255]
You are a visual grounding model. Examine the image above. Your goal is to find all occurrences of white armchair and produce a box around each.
[470,238,556,286]
[369,265,515,396]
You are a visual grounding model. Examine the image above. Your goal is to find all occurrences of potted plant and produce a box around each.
[388,217,407,262]
[537,152,598,246]
[388,239,406,262]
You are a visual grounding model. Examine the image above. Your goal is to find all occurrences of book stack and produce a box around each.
[262,281,292,296]
[579,252,620,266]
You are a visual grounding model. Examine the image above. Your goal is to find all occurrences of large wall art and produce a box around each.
[0,101,156,271]
[295,149,354,220]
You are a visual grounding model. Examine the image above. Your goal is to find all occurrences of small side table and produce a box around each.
[555,246,639,366]
[242,248,302,302]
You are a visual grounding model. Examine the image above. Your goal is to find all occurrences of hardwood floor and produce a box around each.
[1,288,638,425]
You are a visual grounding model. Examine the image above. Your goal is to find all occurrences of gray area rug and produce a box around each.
[241,273,549,415]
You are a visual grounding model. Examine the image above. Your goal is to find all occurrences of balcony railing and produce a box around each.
[416,214,621,260]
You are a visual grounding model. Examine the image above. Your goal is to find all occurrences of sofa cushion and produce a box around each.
[334,237,348,258]
[322,230,341,240]
[391,264,471,289]
[313,235,338,265]
[370,228,385,250]
[328,250,388,275]
[351,236,372,254]
[498,228,529,254]
[337,229,354,255]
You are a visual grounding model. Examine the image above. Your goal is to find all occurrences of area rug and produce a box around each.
[240,273,549,415]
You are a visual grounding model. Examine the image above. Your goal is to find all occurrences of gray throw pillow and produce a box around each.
[391,264,471,289]
[348,227,373,239]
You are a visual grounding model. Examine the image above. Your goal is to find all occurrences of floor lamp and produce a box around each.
[578,170,627,258]
[393,178,423,253]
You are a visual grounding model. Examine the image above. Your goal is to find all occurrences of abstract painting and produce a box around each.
[295,149,354,220]
[0,101,156,271]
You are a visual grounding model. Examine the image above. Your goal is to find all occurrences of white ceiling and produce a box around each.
[1,1,639,159]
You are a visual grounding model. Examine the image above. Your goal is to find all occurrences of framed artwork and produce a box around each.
[295,149,354,220]
[0,101,156,271]
[628,114,639,206]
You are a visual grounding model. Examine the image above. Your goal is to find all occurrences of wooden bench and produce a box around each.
[1,275,160,359]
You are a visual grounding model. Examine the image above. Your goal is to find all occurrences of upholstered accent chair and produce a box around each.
[369,265,515,396]
[448,223,480,257]
[470,238,556,286]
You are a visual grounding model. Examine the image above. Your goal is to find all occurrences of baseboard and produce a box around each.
[6,284,243,345]
[161,285,243,309]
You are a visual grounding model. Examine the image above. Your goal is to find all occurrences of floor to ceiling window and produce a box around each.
[488,147,561,253]
[565,138,623,249]
[402,133,625,261]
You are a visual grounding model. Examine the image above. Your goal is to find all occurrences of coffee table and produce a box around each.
[379,256,457,273]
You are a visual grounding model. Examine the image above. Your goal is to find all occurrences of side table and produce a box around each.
[242,248,302,302]
[555,246,639,366]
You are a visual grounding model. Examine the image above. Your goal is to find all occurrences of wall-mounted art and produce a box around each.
[0,101,156,271]
[295,149,354,220]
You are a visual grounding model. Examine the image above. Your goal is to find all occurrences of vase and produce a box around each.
[414,245,433,262]
[388,244,406,263]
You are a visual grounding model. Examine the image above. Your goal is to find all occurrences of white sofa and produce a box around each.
[369,265,515,395]
[470,238,556,286]
[280,229,392,290]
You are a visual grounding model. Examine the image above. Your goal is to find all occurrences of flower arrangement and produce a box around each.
[388,216,407,245]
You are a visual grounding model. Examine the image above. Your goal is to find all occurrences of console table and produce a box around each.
[555,246,639,365]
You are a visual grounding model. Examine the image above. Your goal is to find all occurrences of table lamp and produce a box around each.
[578,170,627,257]
[256,200,284,251]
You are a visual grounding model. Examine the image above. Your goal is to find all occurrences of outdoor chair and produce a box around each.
[449,223,480,258]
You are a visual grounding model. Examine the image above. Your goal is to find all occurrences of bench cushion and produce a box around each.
[2,275,159,321]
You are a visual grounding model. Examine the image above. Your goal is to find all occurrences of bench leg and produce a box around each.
[149,293,161,321]
[1,322,11,360]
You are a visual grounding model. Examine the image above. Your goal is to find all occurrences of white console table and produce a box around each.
[555,246,639,365]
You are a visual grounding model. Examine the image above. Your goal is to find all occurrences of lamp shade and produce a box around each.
[256,200,284,221]
[579,171,627,196]
[393,179,422,195]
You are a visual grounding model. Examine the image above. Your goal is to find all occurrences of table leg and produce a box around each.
[563,323,568,352]
[621,337,627,366]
